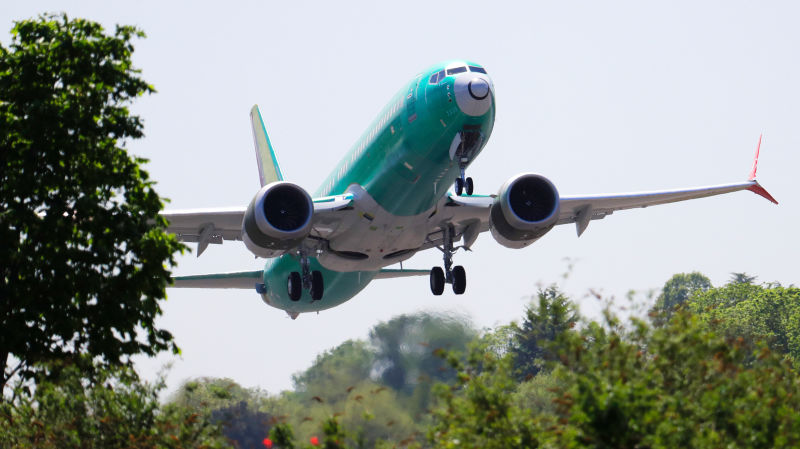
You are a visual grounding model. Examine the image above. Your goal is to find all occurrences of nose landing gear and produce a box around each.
[287,251,324,301]
[429,224,467,295]
[454,173,474,196]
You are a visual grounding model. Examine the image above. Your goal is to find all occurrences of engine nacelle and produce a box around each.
[490,173,560,249]
[242,182,313,258]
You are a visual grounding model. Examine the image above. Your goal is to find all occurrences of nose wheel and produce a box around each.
[454,166,474,196]
[287,252,324,301]
[454,176,473,196]
[429,224,467,295]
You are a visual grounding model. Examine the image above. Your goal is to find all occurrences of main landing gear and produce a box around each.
[454,166,474,196]
[429,224,467,296]
[287,252,324,302]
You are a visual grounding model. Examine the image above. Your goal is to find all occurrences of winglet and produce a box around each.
[250,105,284,186]
[748,134,763,181]
[746,134,778,205]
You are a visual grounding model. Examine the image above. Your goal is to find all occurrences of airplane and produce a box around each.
[163,60,778,320]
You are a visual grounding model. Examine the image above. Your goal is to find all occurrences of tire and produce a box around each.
[454,177,464,196]
[287,272,302,301]
[452,265,466,295]
[430,267,445,295]
[310,270,324,301]
[465,177,474,195]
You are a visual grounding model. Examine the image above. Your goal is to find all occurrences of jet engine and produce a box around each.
[242,182,313,258]
[490,173,560,249]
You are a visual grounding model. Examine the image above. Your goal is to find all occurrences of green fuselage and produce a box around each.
[260,61,495,314]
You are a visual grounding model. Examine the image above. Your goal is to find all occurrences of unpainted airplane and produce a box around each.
[163,60,777,319]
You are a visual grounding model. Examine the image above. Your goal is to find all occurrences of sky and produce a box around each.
[4,1,798,395]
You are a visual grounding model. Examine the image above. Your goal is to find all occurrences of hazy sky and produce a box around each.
[4,1,798,395]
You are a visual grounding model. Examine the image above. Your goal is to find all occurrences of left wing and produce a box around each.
[431,142,777,248]
[558,179,777,237]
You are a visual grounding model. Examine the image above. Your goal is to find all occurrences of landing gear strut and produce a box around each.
[287,251,324,301]
[454,167,474,196]
[429,224,467,295]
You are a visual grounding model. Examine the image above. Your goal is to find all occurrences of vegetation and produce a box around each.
[0,13,182,393]
[0,360,228,449]
[3,11,798,449]
[157,276,800,449]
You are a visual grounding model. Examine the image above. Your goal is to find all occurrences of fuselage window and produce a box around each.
[429,72,440,84]
[468,66,487,74]
[446,66,467,75]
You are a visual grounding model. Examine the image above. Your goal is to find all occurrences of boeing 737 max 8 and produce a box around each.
[163,61,777,319]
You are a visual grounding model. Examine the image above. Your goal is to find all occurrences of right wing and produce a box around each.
[162,194,357,256]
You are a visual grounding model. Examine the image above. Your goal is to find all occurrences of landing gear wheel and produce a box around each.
[452,265,466,295]
[310,270,324,301]
[465,177,474,195]
[454,177,464,196]
[430,267,445,296]
[287,272,302,301]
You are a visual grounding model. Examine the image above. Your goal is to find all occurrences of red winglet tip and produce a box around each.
[747,183,778,205]
[748,134,763,181]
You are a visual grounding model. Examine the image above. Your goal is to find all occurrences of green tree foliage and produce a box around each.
[369,312,477,394]
[551,309,800,448]
[165,281,800,449]
[689,283,800,365]
[211,401,274,449]
[428,290,800,448]
[0,360,229,448]
[651,272,712,323]
[292,340,373,403]
[428,343,541,449]
[511,286,578,380]
[730,272,758,285]
[0,14,182,392]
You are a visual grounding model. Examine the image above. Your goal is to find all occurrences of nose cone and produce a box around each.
[468,78,490,100]
[454,74,493,116]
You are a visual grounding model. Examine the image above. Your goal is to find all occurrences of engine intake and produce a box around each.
[490,173,560,249]
[242,182,313,258]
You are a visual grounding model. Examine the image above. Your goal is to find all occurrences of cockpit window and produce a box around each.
[429,72,440,84]
[468,65,487,74]
[446,66,467,75]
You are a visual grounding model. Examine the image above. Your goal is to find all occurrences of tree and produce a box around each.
[730,272,758,285]
[688,283,800,365]
[651,272,712,324]
[511,286,578,380]
[369,312,476,394]
[0,14,182,392]
[428,290,800,449]
[0,360,230,448]
[550,310,800,448]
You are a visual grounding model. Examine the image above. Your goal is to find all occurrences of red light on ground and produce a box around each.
[262,437,273,448]
[310,436,320,446]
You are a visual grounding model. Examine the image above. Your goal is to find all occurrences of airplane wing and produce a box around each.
[438,178,776,245]
[429,139,777,247]
[557,179,777,237]
[161,193,355,256]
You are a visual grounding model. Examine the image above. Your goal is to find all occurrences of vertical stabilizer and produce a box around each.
[250,105,284,186]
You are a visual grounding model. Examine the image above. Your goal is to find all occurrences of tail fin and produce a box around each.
[250,105,284,186]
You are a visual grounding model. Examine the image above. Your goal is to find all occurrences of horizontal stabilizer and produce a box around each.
[374,269,430,279]
[172,270,264,289]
